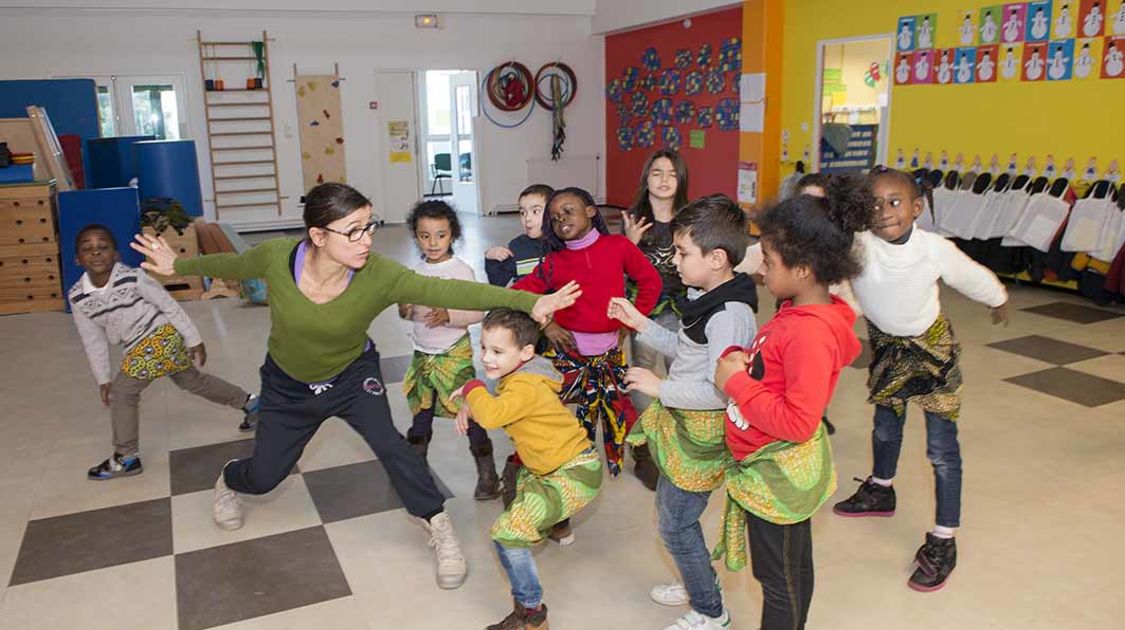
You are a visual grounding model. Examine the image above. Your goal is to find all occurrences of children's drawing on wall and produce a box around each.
[1001,44,1024,79]
[971,154,984,172]
[915,50,935,83]
[1008,153,1019,174]
[937,48,956,83]
[1083,156,1099,179]
[941,150,951,169]
[1024,155,1039,176]
[1074,38,1102,77]
[1028,1,1053,41]
[898,16,917,51]
[1044,154,1057,177]
[1048,39,1075,79]
[1104,36,1125,76]
[978,45,1000,81]
[955,153,966,171]
[911,148,921,168]
[1081,0,1106,37]
[1023,42,1048,79]
[1063,157,1077,179]
[956,47,978,83]
[917,14,937,49]
[896,148,906,169]
[1056,2,1074,37]
[895,52,914,84]
[990,153,1002,173]
[981,6,1003,43]
[1105,159,1121,182]
[1003,3,1027,43]
[960,10,977,45]
[1114,0,1125,34]
[925,151,935,168]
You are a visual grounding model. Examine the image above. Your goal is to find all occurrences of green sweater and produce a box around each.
[175,238,538,383]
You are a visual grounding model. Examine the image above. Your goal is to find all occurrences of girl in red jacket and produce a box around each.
[712,176,876,630]
[514,187,661,484]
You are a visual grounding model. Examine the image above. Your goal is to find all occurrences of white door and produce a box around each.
[374,70,422,224]
[449,71,480,215]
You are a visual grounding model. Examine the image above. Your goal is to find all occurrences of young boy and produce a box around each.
[452,308,601,630]
[69,224,259,480]
[484,184,552,288]
[609,195,757,630]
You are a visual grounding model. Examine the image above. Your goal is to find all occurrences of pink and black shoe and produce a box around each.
[908,533,957,592]
[832,476,896,517]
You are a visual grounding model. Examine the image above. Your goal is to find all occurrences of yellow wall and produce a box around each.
[780,0,1123,177]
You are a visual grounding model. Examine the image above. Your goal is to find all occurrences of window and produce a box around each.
[131,84,181,140]
[96,85,116,137]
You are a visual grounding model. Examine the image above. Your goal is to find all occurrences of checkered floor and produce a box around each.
[2,216,1124,630]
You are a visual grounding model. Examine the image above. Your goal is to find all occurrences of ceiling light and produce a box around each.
[415,14,439,29]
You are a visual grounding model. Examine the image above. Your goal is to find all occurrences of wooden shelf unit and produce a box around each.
[197,30,282,219]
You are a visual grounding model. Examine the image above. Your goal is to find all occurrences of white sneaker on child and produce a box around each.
[650,582,690,606]
[213,460,243,530]
[662,608,732,630]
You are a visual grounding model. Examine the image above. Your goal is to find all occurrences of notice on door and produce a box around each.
[737,161,758,208]
[388,120,412,163]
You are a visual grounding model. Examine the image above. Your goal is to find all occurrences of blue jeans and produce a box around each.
[494,541,543,609]
[871,405,962,527]
[657,475,723,618]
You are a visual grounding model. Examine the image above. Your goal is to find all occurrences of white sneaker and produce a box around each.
[650,582,690,607]
[423,511,468,589]
[213,461,243,530]
[662,608,732,630]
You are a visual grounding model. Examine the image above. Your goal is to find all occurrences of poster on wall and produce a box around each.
[955,47,979,82]
[914,49,936,82]
[737,162,758,207]
[1104,35,1125,76]
[1047,39,1076,78]
[978,44,1001,80]
[917,14,938,49]
[935,48,958,82]
[1114,0,1125,34]
[981,5,1004,44]
[895,51,915,84]
[387,120,412,163]
[999,43,1026,78]
[1003,4,1029,43]
[898,16,918,51]
[1074,37,1105,77]
[1055,1,1076,37]
[1022,41,1049,79]
[960,10,979,45]
[1080,0,1107,37]
[1027,1,1054,41]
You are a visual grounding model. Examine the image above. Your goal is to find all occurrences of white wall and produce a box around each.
[0,8,604,229]
[591,0,739,34]
[0,1,596,16]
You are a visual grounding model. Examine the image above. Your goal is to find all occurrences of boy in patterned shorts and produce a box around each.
[452,308,601,630]
[69,225,259,480]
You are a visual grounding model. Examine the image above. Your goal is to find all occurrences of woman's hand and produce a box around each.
[424,307,450,328]
[624,367,661,397]
[622,212,653,245]
[530,281,582,324]
[485,247,513,261]
[714,351,750,392]
[542,320,577,353]
[606,297,648,332]
[130,233,179,276]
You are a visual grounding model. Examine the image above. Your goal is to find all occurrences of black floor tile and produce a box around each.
[1021,301,1123,324]
[379,354,413,384]
[302,459,453,524]
[1005,367,1125,408]
[170,439,298,496]
[10,498,172,586]
[987,335,1108,365]
[175,526,350,630]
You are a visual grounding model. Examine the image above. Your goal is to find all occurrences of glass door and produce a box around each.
[113,75,189,140]
[449,71,479,215]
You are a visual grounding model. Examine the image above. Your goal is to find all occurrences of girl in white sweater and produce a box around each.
[833,167,1009,593]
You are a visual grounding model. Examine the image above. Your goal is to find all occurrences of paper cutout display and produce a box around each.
[616,127,634,151]
[955,47,979,82]
[661,126,682,151]
[1074,37,1105,77]
[1047,39,1076,78]
[1027,1,1053,41]
[935,48,958,82]
[999,43,1025,78]
[1114,0,1125,34]
[658,68,682,95]
[716,98,740,131]
[630,91,649,116]
[634,120,655,148]
[706,69,726,93]
[895,51,915,84]
[917,14,938,48]
[697,43,713,67]
[1080,0,1106,37]
[674,101,696,124]
[696,106,715,128]
[689,129,706,149]
[684,71,704,95]
[1002,4,1028,43]
[719,37,742,71]
[1022,41,1049,79]
[1055,1,1076,37]
[978,45,1001,80]
[914,49,936,83]
[898,16,918,50]
[960,10,978,45]
[674,49,692,69]
[981,5,1004,43]
[1104,35,1125,76]
[622,66,639,91]
[651,97,674,125]
[639,73,656,91]
[606,79,623,103]
[642,47,661,71]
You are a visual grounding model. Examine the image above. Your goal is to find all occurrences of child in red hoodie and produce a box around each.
[712,176,876,630]
[514,187,661,484]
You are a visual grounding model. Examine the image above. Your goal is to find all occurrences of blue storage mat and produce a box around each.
[85,135,154,189]
[57,187,142,311]
[134,140,204,217]
[0,164,34,184]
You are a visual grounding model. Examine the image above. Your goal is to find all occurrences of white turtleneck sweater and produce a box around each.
[851,227,1007,337]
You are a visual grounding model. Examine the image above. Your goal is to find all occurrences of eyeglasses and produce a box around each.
[322,221,377,242]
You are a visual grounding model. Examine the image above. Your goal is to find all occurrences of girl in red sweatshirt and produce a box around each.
[514,187,661,482]
[711,176,876,630]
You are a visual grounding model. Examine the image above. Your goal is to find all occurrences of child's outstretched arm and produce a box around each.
[453,379,533,429]
[135,271,204,350]
[621,241,662,315]
[72,306,112,389]
[932,236,1008,317]
[607,296,674,359]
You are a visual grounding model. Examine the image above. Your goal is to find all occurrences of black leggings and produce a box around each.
[749,513,814,630]
[223,346,445,518]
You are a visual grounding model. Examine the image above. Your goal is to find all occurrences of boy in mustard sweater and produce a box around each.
[452,308,602,630]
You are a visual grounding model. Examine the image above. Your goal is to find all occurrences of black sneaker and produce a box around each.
[487,600,549,630]
[88,453,142,480]
[822,416,836,435]
[832,476,896,517]
[909,533,957,592]
[238,393,260,432]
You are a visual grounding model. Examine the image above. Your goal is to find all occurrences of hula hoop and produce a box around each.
[534,62,577,110]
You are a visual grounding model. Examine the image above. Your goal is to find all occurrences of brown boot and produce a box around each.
[471,443,500,501]
[486,600,549,630]
[407,433,430,462]
[546,518,574,546]
[499,455,521,509]
[632,443,659,492]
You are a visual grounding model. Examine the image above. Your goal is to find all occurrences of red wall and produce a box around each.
[605,6,742,207]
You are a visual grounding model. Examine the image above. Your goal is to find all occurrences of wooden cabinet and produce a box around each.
[0,180,63,314]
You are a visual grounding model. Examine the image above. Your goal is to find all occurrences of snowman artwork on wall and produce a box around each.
[1001,45,1022,78]
[1115,0,1125,34]
[960,12,977,44]
[1056,2,1074,36]
[896,52,914,84]
[915,50,935,83]
[956,47,978,82]
[978,47,999,81]
[1082,0,1105,37]
[937,49,956,83]
[1003,4,1026,42]
[1105,38,1125,76]
[981,7,1002,43]
[1047,39,1075,79]
[917,15,936,48]
[1075,40,1097,76]
[1024,43,1048,79]
[898,16,917,51]
[1027,2,1052,41]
